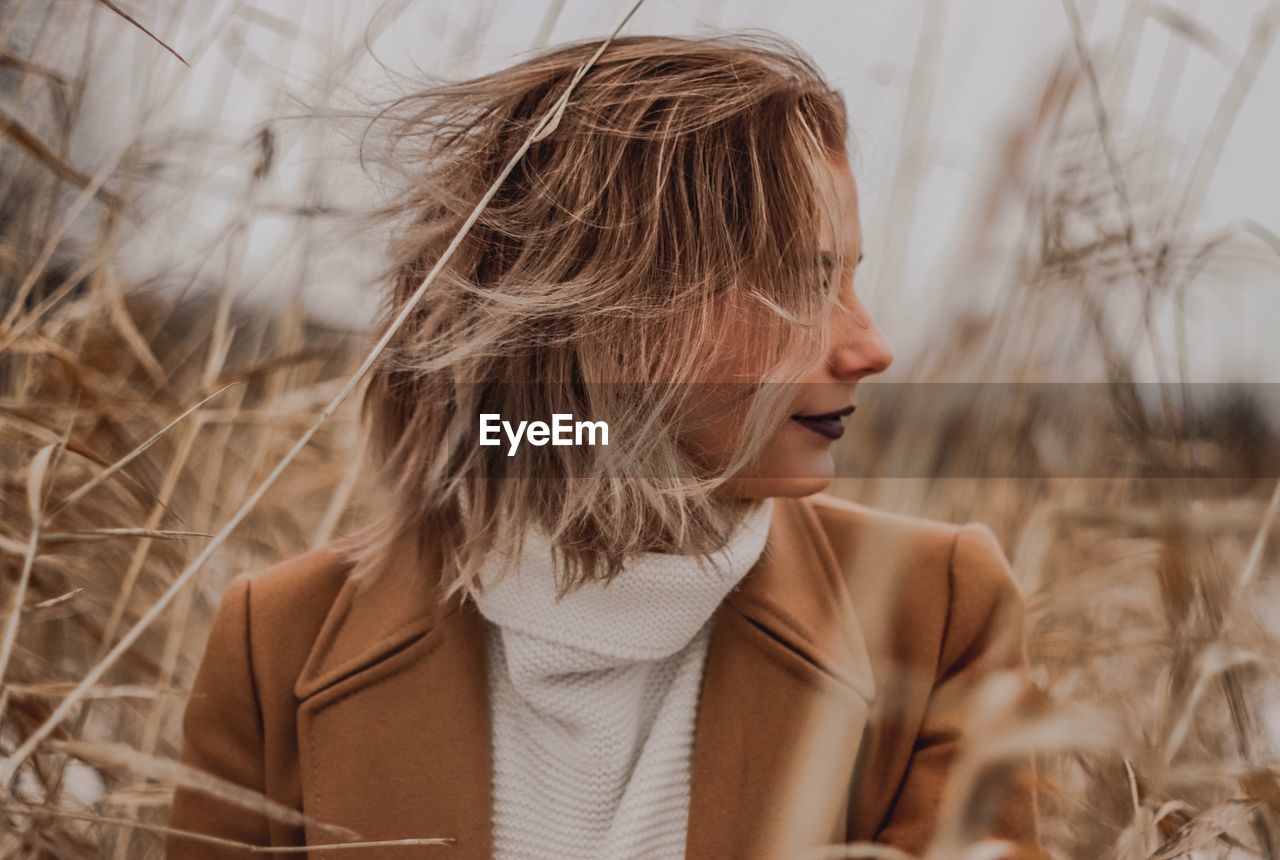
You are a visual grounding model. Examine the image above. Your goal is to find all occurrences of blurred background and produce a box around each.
[1,0,1278,857]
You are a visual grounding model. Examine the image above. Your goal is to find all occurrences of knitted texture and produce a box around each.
[467,498,774,860]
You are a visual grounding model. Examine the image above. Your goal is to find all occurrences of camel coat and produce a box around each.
[166,494,1047,858]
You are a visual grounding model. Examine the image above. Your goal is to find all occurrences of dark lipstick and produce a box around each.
[789,405,856,440]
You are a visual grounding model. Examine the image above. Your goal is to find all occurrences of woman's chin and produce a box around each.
[764,475,834,498]
[724,456,835,499]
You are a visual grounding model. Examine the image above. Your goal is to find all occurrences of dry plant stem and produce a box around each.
[1235,473,1280,594]
[0,149,122,332]
[129,383,254,836]
[0,109,124,210]
[0,0,648,792]
[99,273,168,391]
[217,333,289,548]
[1123,758,1140,813]
[0,444,55,728]
[204,217,255,393]
[44,383,240,522]
[310,436,363,548]
[1149,4,1240,71]
[94,0,189,67]
[1099,0,1145,115]
[98,417,202,656]
[1188,477,1280,853]
[29,416,207,829]
[1058,2,1249,528]
[1165,4,1280,398]
[1,247,115,354]
[0,0,247,344]
[876,0,946,306]
[16,414,206,843]
[40,529,209,543]
[137,565,195,755]
[7,683,167,701]
[1061,0,1145,278]
[1175,1,1280,228]
[0,52,68,89]
[1062,0,1185,436]
[6,801,448,853]
[533,0,569,50]
[1142,7,1195,170]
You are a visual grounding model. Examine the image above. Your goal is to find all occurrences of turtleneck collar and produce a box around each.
[466,498,774,662]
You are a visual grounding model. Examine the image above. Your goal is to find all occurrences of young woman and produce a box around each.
[167,33,1046,859]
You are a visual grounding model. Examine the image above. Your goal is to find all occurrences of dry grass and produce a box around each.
[1,1,1280,858]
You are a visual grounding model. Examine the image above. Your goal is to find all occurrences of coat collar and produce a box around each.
[294,496,877,857]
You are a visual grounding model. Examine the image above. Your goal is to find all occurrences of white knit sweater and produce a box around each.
[466,499,774,860]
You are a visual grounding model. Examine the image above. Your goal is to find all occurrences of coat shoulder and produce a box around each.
[803,497,1043,855]
[798,494,1022,648]
[803,493,962,581]
[231,547,355,702]
[804,493,1015,583]
[240,546,353,626]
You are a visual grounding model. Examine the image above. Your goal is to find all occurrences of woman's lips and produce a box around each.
[789,405,856,440]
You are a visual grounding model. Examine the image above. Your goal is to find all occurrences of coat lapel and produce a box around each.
[289,496,876,859]
[293,538,494,857]
[685,497,878,859]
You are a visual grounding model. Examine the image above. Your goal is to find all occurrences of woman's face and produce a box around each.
[684,157,894,499]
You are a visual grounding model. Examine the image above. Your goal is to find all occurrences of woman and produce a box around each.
[167,33,1046,859]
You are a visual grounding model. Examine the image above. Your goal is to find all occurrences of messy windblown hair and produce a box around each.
[346,31,851,597]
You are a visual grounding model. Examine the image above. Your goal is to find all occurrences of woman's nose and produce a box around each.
[826,298,894,380]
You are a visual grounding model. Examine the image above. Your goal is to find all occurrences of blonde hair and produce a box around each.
[346,32,851,598]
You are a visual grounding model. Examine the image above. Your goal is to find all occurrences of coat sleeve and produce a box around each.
[166,572,271,857]
[875,522,1048,859]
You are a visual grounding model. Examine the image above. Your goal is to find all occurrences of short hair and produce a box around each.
[347,32,851,596]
